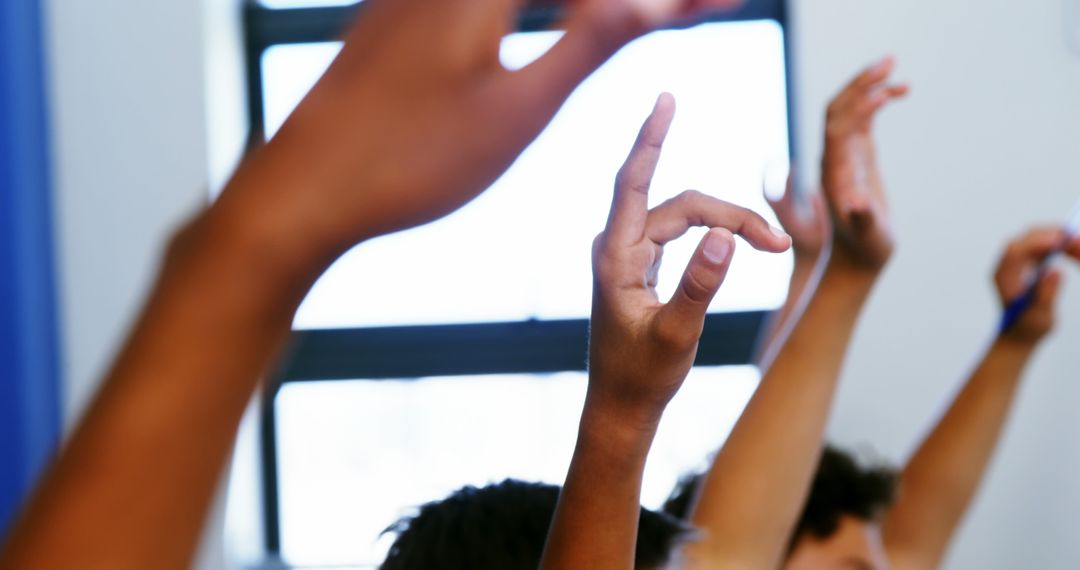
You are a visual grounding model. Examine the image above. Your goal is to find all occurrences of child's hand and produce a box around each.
[820,56,909,271]
[765,176,831,262]
[218,0,752,269]
[996,227,1080,344]
[587,94,791,426]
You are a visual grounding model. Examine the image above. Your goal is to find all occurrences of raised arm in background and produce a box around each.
[883,227,1080,570]
[540,94,791,570]
[678,56,909,570]
[756,178,831,367]
[0,0,752,567]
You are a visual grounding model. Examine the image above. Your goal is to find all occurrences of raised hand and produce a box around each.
[883,226,1080,570]
[765,174,831,262]
[755,175,832,369]
[589,93,791,423]
[820,56,909,270]
[681,64,906,570]
[1,2,760,569]
[219,0,752,263]
[995,227,1080,344]
[541,94,789,570]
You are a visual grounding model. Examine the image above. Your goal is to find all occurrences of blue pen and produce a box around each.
[999,200,1080,333]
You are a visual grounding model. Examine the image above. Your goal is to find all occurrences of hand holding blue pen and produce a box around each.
[997,222,1080,339]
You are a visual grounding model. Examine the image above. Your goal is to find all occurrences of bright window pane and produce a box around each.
[261,21,793,329]
[276,367,760,567]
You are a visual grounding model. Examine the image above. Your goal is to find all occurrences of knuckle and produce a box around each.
[738,203,763,222]
[1004,241,1024,260]
[732,206,763,233]
[614,170,630,191]
[677,189,704,205]
[680,266,715,306]
[1024,228,1047,242]
[592,233,606,255]
[592,235,615,272]
[616,168,650,196]
[825,99,845,122]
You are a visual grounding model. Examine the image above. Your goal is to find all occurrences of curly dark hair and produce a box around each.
[663,445,898,549]
[380,479,692,570]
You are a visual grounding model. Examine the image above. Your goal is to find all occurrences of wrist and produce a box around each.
[991,334,1040,358]
[822,252,881,289]
[204,163,349,295]
[579,390,663,452]
[178,195,336,311]
[826,236,892,278]
[979,336,1037,386]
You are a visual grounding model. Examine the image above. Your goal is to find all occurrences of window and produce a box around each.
[276,368,760,565]
[242,1,794,567]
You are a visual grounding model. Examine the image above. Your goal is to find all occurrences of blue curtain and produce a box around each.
[0,0,62,537]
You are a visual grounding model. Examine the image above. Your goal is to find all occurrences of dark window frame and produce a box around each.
[243,0,795,559]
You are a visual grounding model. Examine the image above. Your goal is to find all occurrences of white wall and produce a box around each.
[791,1,1080,567]
[45,0,211,424]
[43,0,247,568]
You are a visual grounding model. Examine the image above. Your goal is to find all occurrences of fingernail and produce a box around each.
[770,225,790,241]
[653,92,675,114]
[703,232,732,264]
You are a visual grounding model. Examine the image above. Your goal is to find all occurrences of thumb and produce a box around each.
[657,228,736,342]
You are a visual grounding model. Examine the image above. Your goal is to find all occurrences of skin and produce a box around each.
[540,94,791,570]
[0,0,749,568]
[882,228,1080,570]
[786,516,890,570]
[679,56,908,570]
[778,228,1080,570]
[694,57,1079,570]
[757,174,831,368]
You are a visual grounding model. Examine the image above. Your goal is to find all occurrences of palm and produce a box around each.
[589,94,791,417]
[820,57,908,269]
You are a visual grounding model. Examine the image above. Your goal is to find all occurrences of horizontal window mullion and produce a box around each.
[275,311,769,382]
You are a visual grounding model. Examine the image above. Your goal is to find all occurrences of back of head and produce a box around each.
[797,446,897,540]
[663,445,898,548]
[380,479,690,570]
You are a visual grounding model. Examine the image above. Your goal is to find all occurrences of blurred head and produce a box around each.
[664,446,898,570]
[380,479,691,570]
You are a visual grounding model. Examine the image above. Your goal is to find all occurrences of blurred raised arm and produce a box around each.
[884,228,1080,570]
[757,176,831,368]
[679,57,908,570]
[0,1,750,567]
[541,94,790,570]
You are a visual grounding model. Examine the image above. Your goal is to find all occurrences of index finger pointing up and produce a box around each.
[605,93,677,244]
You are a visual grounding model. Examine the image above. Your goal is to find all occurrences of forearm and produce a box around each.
[0,170,332,569]
[541,396,658,570]
[757,253,825,369]
[684,257,876,569]
[885,338,1036,569]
